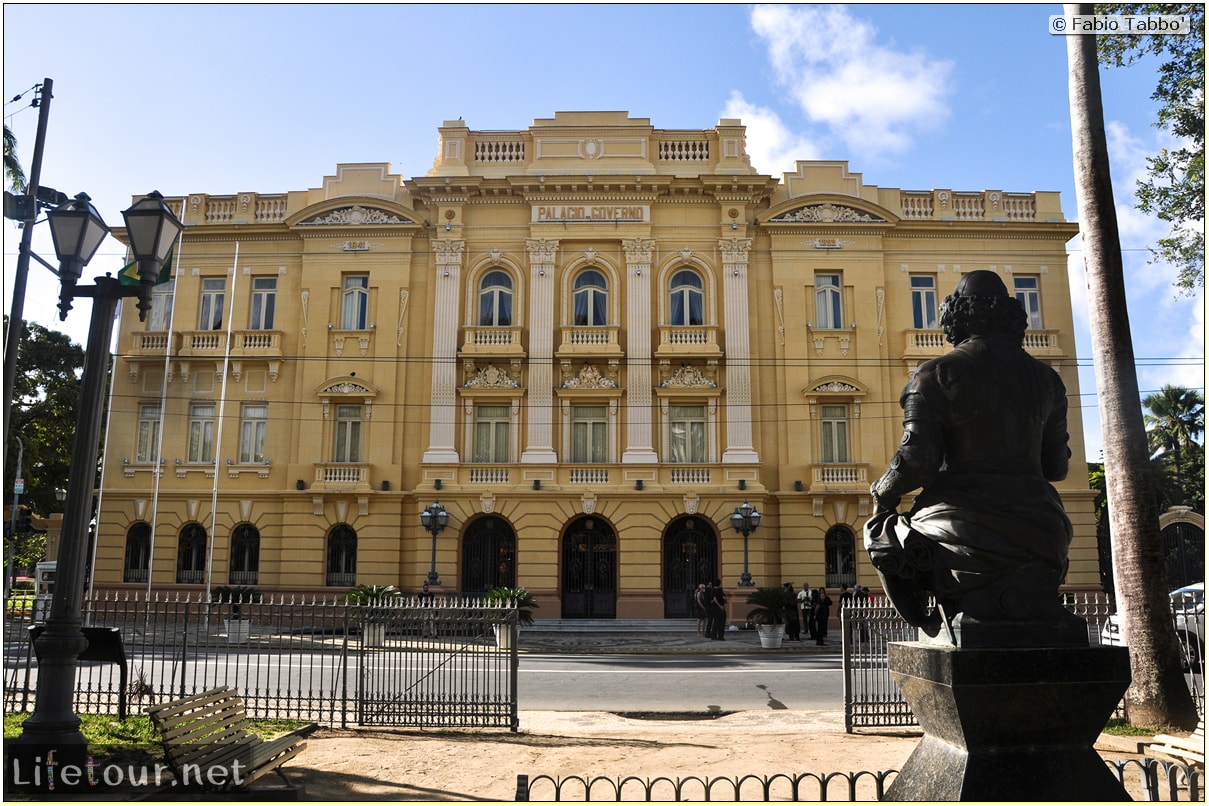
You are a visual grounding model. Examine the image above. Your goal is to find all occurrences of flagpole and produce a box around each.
[203,242,238,606]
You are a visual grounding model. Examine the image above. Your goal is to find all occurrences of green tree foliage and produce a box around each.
[1096,3,1205,292]
[3,124,25,193]
[1143,384,1206,511]
[4,320,85,518]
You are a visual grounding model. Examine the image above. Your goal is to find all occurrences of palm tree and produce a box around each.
[4,124,26,192]
[1144,385,1205,507]
[1066,3,1198,730]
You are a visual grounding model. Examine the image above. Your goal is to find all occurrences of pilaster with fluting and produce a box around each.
[622,238,658,463]
[720,237,760,463]
[422,239,464,463]
[522,239,559,463]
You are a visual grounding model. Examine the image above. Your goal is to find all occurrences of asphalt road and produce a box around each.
[518,651,843,712]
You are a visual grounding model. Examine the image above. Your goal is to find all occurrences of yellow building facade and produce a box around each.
[93,111,1095,619]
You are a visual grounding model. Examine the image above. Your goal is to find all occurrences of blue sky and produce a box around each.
[4,3,1204,462]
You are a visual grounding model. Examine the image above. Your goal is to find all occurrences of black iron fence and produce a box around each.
[3,592,519,729]
[842,592,1203,731]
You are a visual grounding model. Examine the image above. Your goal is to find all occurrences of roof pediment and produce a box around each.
[287,198,425,229]
[762,194,899,227]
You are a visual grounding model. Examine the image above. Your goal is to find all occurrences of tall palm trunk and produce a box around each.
[1065,3,1197,729]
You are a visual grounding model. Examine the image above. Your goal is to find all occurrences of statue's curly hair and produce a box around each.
[938,293,1027,346]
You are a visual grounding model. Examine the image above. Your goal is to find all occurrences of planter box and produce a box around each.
[225,619,250,644]
[494,623,517,650]
[758,623,785,649]
[362,622,387,647]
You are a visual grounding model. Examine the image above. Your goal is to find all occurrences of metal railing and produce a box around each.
[4,593,519,729]
[842,592,1202,731]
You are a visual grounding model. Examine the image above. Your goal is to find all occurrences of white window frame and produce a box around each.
[249,277,277,330]
[148,281,174,332]
[668,403,708,463]
[814,273,842,329]
[473,403,512,463]
[341,275,369,330]
[820,403,849,464]
[910,275,938,329]
[199,278,226,331]
[187,403,216,464]
[239,403,268,464]
[136,403,162,463]
[669,269,705,326]
[333,404,363,463]
[1014,276,1043,329]
[572,270,609,326]
[478,270,514,327]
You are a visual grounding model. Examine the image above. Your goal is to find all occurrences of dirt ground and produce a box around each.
[286,709,1156,802]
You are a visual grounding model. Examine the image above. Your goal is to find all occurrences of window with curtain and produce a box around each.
[239,403,268,463]
[815,273,842,329]
[198,278,226,330]
[573,270,608,326]
[669,404,706,463]
[187,403,216,464]
[821,404,849,463]
[148,282,174,332]
[473,404,511,463]
[478,270,514,326]
[1013,276,1043,329]
[341,275,369,329]
[669,269,704,326]
[334,404,362,462]
[571,405,608,463]
[136,403,162,463]
[910,275,938,329]
[249,277,276,330]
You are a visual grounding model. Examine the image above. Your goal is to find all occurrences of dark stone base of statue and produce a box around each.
[885,642,1132,801]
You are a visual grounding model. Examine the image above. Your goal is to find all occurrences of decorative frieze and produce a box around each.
[299,206,407,226]
[771,203,884,223]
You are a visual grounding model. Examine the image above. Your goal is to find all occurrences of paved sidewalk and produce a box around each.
[518,626,833,654]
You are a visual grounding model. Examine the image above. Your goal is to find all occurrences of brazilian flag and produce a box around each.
[117,246,174,286]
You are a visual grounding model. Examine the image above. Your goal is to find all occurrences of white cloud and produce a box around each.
[722,91,821,176]
[749,4,952,156]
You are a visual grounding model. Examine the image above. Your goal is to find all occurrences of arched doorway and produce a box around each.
[561,517,617,618]
[1163,520,1205,590]
[662,516,718,618]
[825,524,857,590]
[461,516,517,594]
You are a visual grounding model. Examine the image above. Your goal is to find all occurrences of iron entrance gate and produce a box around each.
[562,517,617,618]
[662,517,718,618]
[356,602,518,729]
[841,599,918,732]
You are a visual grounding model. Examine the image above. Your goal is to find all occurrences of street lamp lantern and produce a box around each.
[121,190,182,320]
[54,487,67,505]
[47,193,110,320]
[419,500,448,586]
[731,500,761,587]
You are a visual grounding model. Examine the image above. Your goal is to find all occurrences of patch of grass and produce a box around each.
[1102,717,1156,737]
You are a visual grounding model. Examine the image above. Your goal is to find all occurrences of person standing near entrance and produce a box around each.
[798,583,817,641]
[813,587,833,646]
[708,579,727,640]
[694,583,708,636]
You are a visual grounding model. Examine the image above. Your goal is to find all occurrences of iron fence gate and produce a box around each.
[356,602,518,729]
[4,592,519,729]
[841,599,918,732]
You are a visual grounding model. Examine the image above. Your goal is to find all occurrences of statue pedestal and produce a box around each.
[886,642,1132,801]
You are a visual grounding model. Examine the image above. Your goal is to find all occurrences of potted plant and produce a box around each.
[211,585,262,644]
[486,586,539,649]
[346,584,402,647]
[746,586,796,649]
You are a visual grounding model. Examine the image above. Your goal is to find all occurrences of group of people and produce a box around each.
[693,579,729,640]
[695,579,870,646]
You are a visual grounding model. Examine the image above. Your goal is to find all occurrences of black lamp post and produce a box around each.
[730,500,761,587]
[419,500,448,586]
[14,192,181,783]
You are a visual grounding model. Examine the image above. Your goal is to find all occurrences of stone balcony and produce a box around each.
[556,325,624,359]
[654,325,723,360]
[903,329,1064,361]
[460,326,525,358]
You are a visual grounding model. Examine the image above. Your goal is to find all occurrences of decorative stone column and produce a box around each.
[422,239,464,463]
[719,237,759,463]
[521,238,559,463]
[622,237,658,463]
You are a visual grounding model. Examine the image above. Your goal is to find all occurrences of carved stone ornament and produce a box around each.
[480,493,496,514]
[809,380,861,394]
[661,365,716,388]
[299,206,406,226]
[770,203,884,223]
[321,380,373,395]
[563,364,617,389]
[465,365,519,388]
[581,492,597,514]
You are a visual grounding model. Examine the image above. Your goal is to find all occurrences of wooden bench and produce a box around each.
[1144,718,1205,769]
[147,686,317,794]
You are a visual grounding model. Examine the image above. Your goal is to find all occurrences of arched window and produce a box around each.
[573,270,608,326]
[478,270,514,326]
[229,524,260,586]
[824,525,857,589]
[123,522,151,584]
[669,269,704,326]
[327,525,357,587]
[176,524,207,584]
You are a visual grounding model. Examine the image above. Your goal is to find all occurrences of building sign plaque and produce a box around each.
[533,205,649,223]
